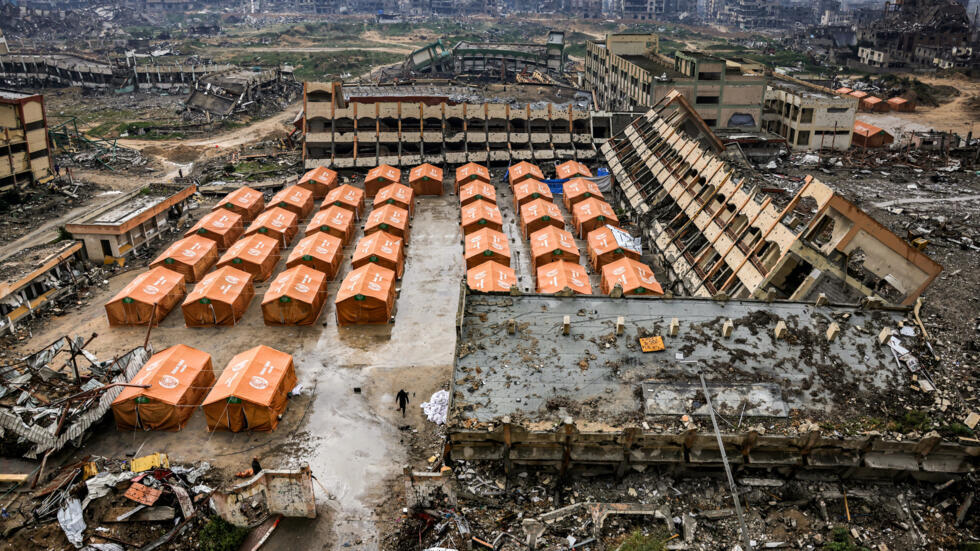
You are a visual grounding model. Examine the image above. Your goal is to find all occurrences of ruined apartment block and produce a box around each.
[303,82,594,169]
[763,75,858,151]
[0,89,52,190]
[602,91,942,306]
[585,33,767,129]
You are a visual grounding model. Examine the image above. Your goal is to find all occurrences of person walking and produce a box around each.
[396,389,410,418]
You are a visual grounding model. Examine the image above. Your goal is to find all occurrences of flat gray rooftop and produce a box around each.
[451,294,917,432]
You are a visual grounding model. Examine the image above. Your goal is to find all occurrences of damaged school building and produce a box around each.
[401,30,566,78]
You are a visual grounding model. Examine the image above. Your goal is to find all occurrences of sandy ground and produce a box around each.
[866,75,980,137]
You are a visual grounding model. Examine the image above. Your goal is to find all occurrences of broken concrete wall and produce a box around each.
[211,464,316,527]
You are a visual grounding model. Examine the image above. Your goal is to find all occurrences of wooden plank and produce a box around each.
[105,506,175,523]
[0,473,30,483]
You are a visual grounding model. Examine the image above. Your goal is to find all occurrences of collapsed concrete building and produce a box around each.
[0,241,83,336]
[602,91,942,305]
[185,67,299,117]
[853,0,977,71]
[402,31,566,78]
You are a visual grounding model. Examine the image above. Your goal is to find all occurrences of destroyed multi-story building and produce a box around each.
[854,0,976,71]
[601,91,942,305]
[185,67,299,117]
[402,31,565,78]
[0,241,83,335]
[585,33,767,130]
[0,89,53,190]
[763,75,858,151]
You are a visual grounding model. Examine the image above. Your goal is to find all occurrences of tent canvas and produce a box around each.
[187,209,244,250]
[529,226,579,269]
[214,186,264,223]
[106,266,186,326]
[409,163,443,196]
[262,265,328,326]
[464,227,510,269]
[508,161,544,187]
[460,200,503,235]
[268,185,314,220]
[323,184,365,217]
[181,266,255,327]
[286,232,343,280]
[455,162,490,193]
[216,233,280,282]
[555,160,592,180]
[365,204,411,244]
[513,179,553,211]
[364,164,401,197]
[601,257,664,296]
[458,181,496,206]
[352,230,405,278]
[245,207,299,249]
[466,261,516,293]
[297,166,338,199]
[150,235,219,283]
[562,178,604,211]
[587,224,641,270]
[372,183,415,217]
[536,260,593,295]
[572,197,619,238]
[111,344,215,431]
[335,263,396,326]
[306,205,355,245]
[201,345,297,432]
[520,198,565,238]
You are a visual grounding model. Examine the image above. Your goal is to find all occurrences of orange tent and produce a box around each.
[464,227,510,269]
[555,160,592,180]
[187,209,244,250]
[459,181,496,206]
[306,205,356,245]
[286,232,343,280]
[352,230,405,278]
[365,164,401,197]
[587,224,641,271]
[181,266,254,327]
[216,233,280,282]
[562,178,604,211]
[335,263,397,326]
[268,185,314,220]
[201,345,297,432]
[111,344,215,431]
[214,186,264,224]
[150,235,219,283]
[460,200,503,235]
[373,182,415,217]
[601,257,663,296]
[323,184,365,217]
[455,162,490,192]
[365,204,411,244]
[105,266,186,326]
[409,163,444,196]
[508,161,544,187]
[297,166,338,199]
[262,264,328,326]
[520,198,564,238]
[467,261,516,293]
[572,197,619,238]
[245,207,299,248]
[513,179,553,211]
[529,226,579,269]
[536,260,592,295]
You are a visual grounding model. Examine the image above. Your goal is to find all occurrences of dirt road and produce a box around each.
[883,75,980,136]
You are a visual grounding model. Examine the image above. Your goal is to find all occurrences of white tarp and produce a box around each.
[58,498,86,548]
[421,389,450,425]
[607,224,642,255]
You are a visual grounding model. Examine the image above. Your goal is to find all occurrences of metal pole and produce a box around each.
[699,370,753,551]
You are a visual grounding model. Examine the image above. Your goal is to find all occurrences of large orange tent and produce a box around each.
[513,179,554,211]
[261,265,328,326]
[187,209,244,250]
[245,206,299,248]
[323,184,365,217]
[306,205,356,245]
[364,164,401,197]
[150,235,219,283]
[587,224,641,271]
[562,178,604,211]
[352,230,405,278]
[216,233,280,282]
[460,200,503,235]
[335,263,397,326]
[466,261,516,293]
[105,266,186,326]
[181,266,254,327]
[409,163,443,196]
[520,198,564,238]
[536,260,592,295]
[111,344,215,431]
[555,160,592,180]
[373,182,415,216]
[529,226,579,269]
[455,162,490,193]
[508,161,544,187]
[286,232,343,280]
[464,227,510,269]
[458,181,496,206]
[201,345,297,432]
[572,197,619,238]
[297,166,338,199]
[268,185,314,220]
[365,204,411,243]
[601,257,663,296]
[214,186,264,223]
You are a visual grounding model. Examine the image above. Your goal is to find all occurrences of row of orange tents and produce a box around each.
[364,163,445,197]
[111,344,297,432]
[457,163,518,293]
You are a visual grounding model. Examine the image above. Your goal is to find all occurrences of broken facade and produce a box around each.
[0,241,83,336]
[185,67,299,117]
[0,89,53,190]
[401,30,565,78]
[763,75,858,151]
